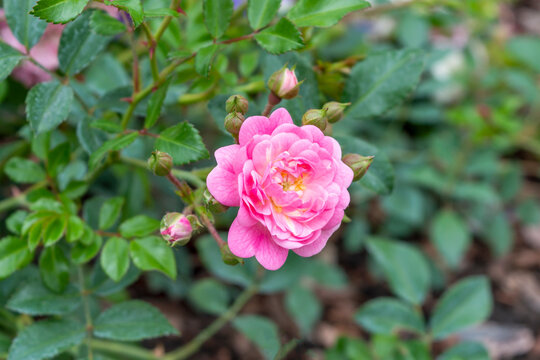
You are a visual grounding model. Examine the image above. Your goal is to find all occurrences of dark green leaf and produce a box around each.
[25,80,74,134]
[233,315,281,359]
[285,286,322,336]
[430,210,470,268]
[187,278,230,315]
[100,237,130,282]
[430,276,492,339]
[482,213,512,256]
[288,0,370,27]
[47,142,70,178]
[105,0,144,27]
[437,342,490,360]
[39,246,70,293]
[31,0,90,24]
[203,0,233,39]
[93,300,178,341]
[248,0,281,29]
[345,49,425,119]
[129,236,176,279]
[155,122,209,165]
[0,236,33,279]
[145,79,171,128]
[254,18,304,54]
[355,297,424,335]
[195,44,218,78]
[90,9,126,35]
[118,215,159,238]
[4,0,47,49]
[71,233,102,264]
[4,157,46,184]
[88,132,139,170]
[0,43,24,81]
[7,281,81,315]
[99,197,124,230]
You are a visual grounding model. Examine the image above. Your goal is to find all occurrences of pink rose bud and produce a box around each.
[147,151,172,176]
[302,109,328,131]
[220,244,243,265]
[322,102,350,123]
[342,154,374,182]
[226,95,249,114]
[224,112,245,142]
[267,66,300,100]
[160,212,192,246]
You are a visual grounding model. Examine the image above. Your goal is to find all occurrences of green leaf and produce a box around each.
[7,319,85,360]
[145,79,171,128]
[25,80,74,134]
[118,215,159,238]
[58,11,111,75]
[482,213,512,256]
[66,215,85,242]
[4,157,46,184]
[288,0,370,27]
[144,8,180,18]
[355,297,424,335]
[105,0,144,27]
[203,0,233,39]
[233,315,281,359]
[99,197,124,230]
[285,286,322,336]
[42,215,67,246]
[430,210,471,268]
[506,36,540,73]
[0,236,33,279]
[6,281,81,315]
[437,342,490,360]
[93,300,178,341]
[129,236,176,279]
[248,0,281,29]
[47,142,70,178]
[430,276,492,339]
[335,136,394,195]
[90,9,126,36]
[155,122,209,165]
[88,132,139,170]
[195,44,218,78]
[366,237,430,305]
[187,278,230,315]
[100,237,130,282]
[345,49,425,120]
[6,210,28,235]
[71,233,102,264]
[31,0,90,24]
[4,0,47,49]
[0,43,24,82]
[254,18,304,54]
[39,246,70,293]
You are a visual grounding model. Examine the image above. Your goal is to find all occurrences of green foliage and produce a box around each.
[4,0,47,49]
[288,0,370,27]
[106,0,144,27]
[248,0,281,30]
[129,236,177,279]
[203,0,233,39]
[0,43,24,82]
[98,197,124,230]
[39,246,70,293]
[254,18,304,54]
[31,0,90,24]
[355,297,424,335]
[430,210,470,268]
[0,236,33,279]
[155,123,210,165]
[233,315,281,359]
[89,132,139,170]
[90,10,127,36]
[437,342,490,360]
[188,278,230,315]
[7,281,81,315]
[118,215,159,238]
[25,80,74,134]
[284,286,322,336]
[100,237,130,282]
[4,157,46,184]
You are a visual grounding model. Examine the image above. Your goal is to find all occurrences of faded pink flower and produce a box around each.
[268,67,299,100]
[207,108,353,270]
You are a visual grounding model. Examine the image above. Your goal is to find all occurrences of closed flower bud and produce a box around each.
[160,212,192,246]
[323,101,350,123]
[342,154,374,182]
[302,109,328,131]
[203,189,228,213]
[224,112,245,141]
[268,66,300,100]
[220,244,244,266]
[148,151,172,176]
[226,95,249,114]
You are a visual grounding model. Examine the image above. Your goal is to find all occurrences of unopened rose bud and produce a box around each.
[203,189,228,213]
[268,66,301,100]
[148,151,173,176]
[342,154,374,182]
[160,212,192,246]
[220,244,244,266]
[226,95,249,114]
[224,112,245,141]
[323,102,350,123]
[302,109,328,131]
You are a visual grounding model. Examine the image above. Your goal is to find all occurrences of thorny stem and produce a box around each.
[142,23,159,82]
[154,0,182,43]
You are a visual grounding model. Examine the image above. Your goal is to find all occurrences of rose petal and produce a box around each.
[228,218,262,258]
[293,224,339,257]
[239,108,293,145]
[255,236,288,270]
[207,166,240,206]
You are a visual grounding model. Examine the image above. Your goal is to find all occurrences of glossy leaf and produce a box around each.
[25,80,74,134]
[70,233,102,264]
[430,210,471,268]
[129,236,176,279]
[355,297,424,335]
[203,0,233,39]
[4,157,46,184]
[7,281,81,315]
[88,132,139,170]
[4,0,47,49]
[145,79,171,129]
[90,9,126,35]
[195,44,218,78]
[66,215,85,242]
[248,0,281,29]
[155,122,209,165]
[0,236,33,279]
[288,0,370,27]
[39,246,70,293]
[100,237,130,282]
[233,315,281,359]
[254,18,304,54]
[0,43,24,81]
[98,197,124,230]
[31,0,90,24]
[118,215,159,238]
[42,215,67,246]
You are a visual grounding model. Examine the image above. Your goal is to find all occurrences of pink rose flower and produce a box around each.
[207,108,353,270]
[268,67,300,100]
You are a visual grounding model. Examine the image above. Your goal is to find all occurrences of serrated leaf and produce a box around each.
[90,9,126,35]
[0,236,33,279]
[0,43,24,82]
[105,0,144,27]
[195,44,218,78]
[70,233,102,264]
[99,197,124,230]
[7,281,81,315]
[285,286,322,336]
[129,236,176,279]
[58,11,111,75]
[39,246,70,293]
[145,79,170,129]
[355,297,424,335]
[31,0,90,24]
[187,278,230,315]
[248,0,281,29]
[233,315,281,359]
[7,319,85,360]
[203,0,233,39]
[430,210,471,268]
[93,300,178,341]
[100,237,130,282]
[288,0,370,27]
[345,49,425,119]
[4,0,47,49]
[88,132,139,170]
[254,18,304,54]
[25,80,74,134]
[155,122,209,165]
[430,276,492,339]
[118,215,159,238]
[4,157,46,184]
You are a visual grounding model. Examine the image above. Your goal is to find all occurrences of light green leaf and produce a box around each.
[25,80,74,134]
[482,213,512,256]
[288,0,370,27]
[187,278,230,315]
[100,237,130,282]
[42,215,67,246]
[7,281,81,315]
[430,276,492,339]
[248,0,281,29]
[88,132,139,170]
[366,237,430,305]
[203,0,233,39]
[90,9,126,35]
[7,319,85,360]
[254,18,304,54]
[39,246,70,293]
[144,8,180,18]
[355,297,424,335]
[285,286,322,336]
[118,215,159,238]
[430,210,471,268]
[99,197,124,230]
[70,233,102,264]
[437,342,490,360]
[31,0,90,24]
[129,236,176,279]
[195,44,218,78]
[155,122,209,165]
[0,43,24,82]
[4,157,46,184]
[0,236,33,279]
[145,79,171,129]
[506,36,540,73]
[6,210,28,235]
[345,49,425,119]
[105,0,144,27]
[93,300,178,341]
[4,0,47,49]
[66,215,85,242]
[233,315,281,359]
